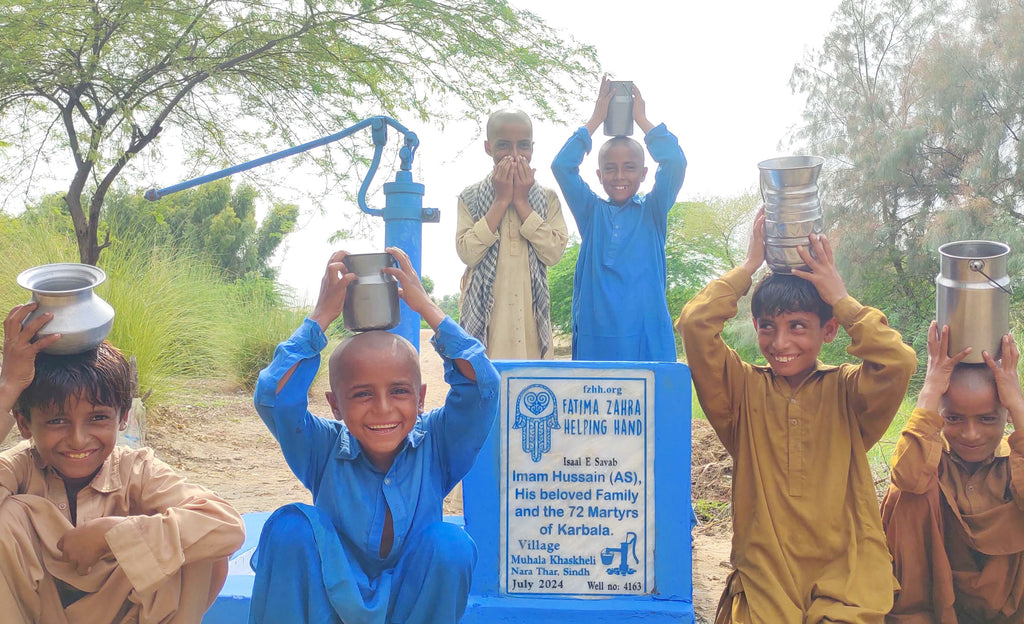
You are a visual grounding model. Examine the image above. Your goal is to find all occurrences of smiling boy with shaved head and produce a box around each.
[551,77,686,362]
[249,246,499,624]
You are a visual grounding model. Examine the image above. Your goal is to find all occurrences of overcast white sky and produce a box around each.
[269,0,844,300]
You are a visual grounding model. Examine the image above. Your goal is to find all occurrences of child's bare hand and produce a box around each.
[1,303,61,397]
[917,322,972,411]
[383,247,445,330]
[492,156,515,205]
[793,233,849,305]
[983,333,1024,427]
[741,206,766,276]
[512,156,535,205]
[585,76,613,134]
[309,250,357,332]
[632,84,653,134]
[58,516,123,575]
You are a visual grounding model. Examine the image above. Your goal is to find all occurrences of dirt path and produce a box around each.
[0,329,731,621]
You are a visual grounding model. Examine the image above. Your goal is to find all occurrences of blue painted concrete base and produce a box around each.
[204,513,695,623]
[462,595,694,622]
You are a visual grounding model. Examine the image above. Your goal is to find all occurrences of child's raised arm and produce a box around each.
[984,333,1024,428]
[384,246,476,381]
[918,321,972,412]
[794,234,917,446]
[631,84,654,135]
[583,76,613,136]
[1,303,61,440]
[891,322,971,492]
[792,233,849,307]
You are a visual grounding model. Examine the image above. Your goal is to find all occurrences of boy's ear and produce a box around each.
[13,409,32,439]
[325,391,342,421]
[484,140,493,157]
[418,383,427,413]
[640,166,649,182]
[823,317,840,343]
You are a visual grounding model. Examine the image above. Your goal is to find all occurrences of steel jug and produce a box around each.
[758,156,825,273]
[936,240,1011,363]
[603,81,634,137]
[18,263,115,355]
[343,252,401,332]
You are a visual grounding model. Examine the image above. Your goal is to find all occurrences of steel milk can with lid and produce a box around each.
[936,240,1011,363]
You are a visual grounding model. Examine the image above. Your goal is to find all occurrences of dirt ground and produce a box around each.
[1,329,733,622]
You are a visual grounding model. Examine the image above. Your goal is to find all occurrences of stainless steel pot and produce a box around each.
[343,252,401,332]
[936,240,1011,362]
[17,263,115,355]
[758,156,825,273]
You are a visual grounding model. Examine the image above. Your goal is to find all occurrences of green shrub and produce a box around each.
[0,209,302,404]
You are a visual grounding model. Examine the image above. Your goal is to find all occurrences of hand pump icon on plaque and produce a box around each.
[513,384,559,462]
[601,532,639,576]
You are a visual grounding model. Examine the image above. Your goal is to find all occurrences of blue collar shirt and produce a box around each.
[551,123,686,362]
[253,317,499,598]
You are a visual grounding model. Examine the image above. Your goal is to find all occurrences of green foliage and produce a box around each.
[547,238,580,335]
[100,181,298,279]
[693,498,730,523]
[436,293,461,323]
[227,278,309,390]
[0,0,598,264]
[791,0,1024,383]
[0,209,304,403]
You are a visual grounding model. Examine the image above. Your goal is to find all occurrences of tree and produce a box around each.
[547,237,580,335]
[791,0,1024,369]
[0,0,598,264]
[546,192,757,342]
[101,179,298,279]
[665,192,758,318]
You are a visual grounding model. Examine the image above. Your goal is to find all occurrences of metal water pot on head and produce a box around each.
[17,263,115,355]
[757,156,826,273]
[936,240,1012,363]
[343,252,401,332]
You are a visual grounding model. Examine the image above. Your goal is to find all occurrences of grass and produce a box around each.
[0,210,307,407]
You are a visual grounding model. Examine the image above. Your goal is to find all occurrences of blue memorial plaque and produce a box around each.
[502,370,655,596]
[462,360,694,623]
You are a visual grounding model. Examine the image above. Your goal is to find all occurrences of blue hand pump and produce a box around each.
[145,117,438,351]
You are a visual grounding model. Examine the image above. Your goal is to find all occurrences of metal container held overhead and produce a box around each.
[17,263,115,355]
[343,252,401,332]
[936,240,1012,363]
[758,155,825,273]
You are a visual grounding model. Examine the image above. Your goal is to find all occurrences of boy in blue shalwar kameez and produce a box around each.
[249,246,499,624]
[551,77,686,362]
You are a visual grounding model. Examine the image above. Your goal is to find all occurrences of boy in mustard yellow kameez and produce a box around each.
[882,326,1024,622]
[676,208,917,622]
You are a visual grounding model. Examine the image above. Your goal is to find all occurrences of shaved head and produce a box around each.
[486,109,532,141]
[328,331,420,393]
[598,136,645,168]
[948,363,996,395]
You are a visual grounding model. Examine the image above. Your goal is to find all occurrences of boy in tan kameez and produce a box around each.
[882,325,1024,622]
[676,208,917,623]
[456,109,569,359]
[0,302,245,623]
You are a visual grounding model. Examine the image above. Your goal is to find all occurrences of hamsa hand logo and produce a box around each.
[513,384,559,462]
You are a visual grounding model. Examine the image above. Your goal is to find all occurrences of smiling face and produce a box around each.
[942,367,1006,468]
[754,311,839,387]
[15,394,122,489]
[327,332,421,472]
[597,139,647,205]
